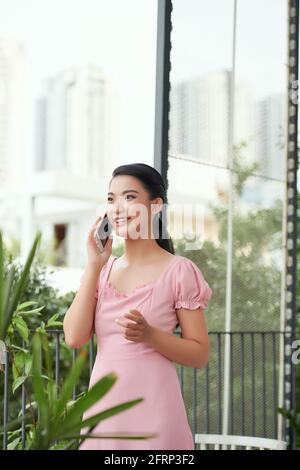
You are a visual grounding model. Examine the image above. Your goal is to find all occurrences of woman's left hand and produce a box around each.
[115,309,153,343]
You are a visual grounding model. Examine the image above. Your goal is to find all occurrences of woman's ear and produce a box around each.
[150,197,164,217]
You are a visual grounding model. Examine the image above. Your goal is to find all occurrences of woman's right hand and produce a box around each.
[87,215,113,269]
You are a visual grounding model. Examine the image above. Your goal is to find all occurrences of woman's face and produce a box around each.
[106,175,162,239]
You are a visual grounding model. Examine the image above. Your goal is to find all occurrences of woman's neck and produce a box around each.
[122,237,166,266]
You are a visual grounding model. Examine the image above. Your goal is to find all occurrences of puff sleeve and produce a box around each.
[174,258,212,310]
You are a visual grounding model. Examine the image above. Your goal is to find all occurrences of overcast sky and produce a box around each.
[0,0,289,170]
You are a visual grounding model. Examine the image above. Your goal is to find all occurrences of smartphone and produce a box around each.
[94,213,113,251]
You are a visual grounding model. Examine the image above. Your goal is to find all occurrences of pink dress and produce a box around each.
[78,254,212,450]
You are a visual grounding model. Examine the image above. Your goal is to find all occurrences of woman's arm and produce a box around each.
[63,262,103,348]
[147,308,209,369]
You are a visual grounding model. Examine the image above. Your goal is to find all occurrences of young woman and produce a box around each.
[63,162,212,450]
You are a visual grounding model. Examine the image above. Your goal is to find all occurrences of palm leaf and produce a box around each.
[32,333,49,430]
[53,349,88,420]
[55,371,118,432]
[66,431,159,443]
[56,398,143,439]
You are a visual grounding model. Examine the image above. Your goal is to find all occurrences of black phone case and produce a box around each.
[95,214,113,249]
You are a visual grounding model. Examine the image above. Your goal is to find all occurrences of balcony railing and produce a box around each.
[1,330,287,450]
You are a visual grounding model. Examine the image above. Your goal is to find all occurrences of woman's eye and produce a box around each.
[107,195,135,203]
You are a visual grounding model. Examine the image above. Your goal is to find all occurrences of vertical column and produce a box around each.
[283,0,298,450]
[153,0,172,191]
[222,0,238,436]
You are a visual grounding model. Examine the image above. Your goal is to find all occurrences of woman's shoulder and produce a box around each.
[104,253,116,268]
[170,254,211,291]
[170,255,213,310]
[163,254,206,286]
[171,254,202,270]
[99,254,115,279]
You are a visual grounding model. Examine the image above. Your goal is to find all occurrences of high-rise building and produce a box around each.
[0,38,25,187]
[169,70,255,167]
[35,65,118,181]
[256,93,285,180]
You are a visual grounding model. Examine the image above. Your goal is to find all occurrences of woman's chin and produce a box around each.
[114,227,144,240]
[113,219,145,239]
[115,228,127,236]
[114,225,131,237]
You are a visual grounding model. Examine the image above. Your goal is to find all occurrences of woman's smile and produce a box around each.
[114,216,134,227]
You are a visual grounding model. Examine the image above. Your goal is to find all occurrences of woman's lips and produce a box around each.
[115,216,133,226]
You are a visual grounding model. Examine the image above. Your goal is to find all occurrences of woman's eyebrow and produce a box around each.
[107,190,139,196]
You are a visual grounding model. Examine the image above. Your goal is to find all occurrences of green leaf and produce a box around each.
[0,264,16,339]
[7,437,22,450]
[46,313,63,328]
[53,349,88,422]
[9,344,27,353]
[56,397,144,439]
[12,351,31,381]
[31,333,49,431]
[12,363,18,382]
[13,350,28,371]
[0,414,32,434]
[40,332,52,380]
[67,431,158,442]
[17,401,37,419]
[18,307,44,315]
[25,355,33,376]
[16,300,39,310]
[56,372,118,434]
[1,231,41,338]
[49,440,75,450]
[12,375,27,394]
[46,380,58,416]
[46,321,63,328]
[13,316,29,343]
[47,313,59,322]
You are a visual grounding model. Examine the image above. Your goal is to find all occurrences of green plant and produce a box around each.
[0,331,155,450]
[0,230,42,341]
[1,331,157,450]
[0,229,157,449]
[0,228,63,393]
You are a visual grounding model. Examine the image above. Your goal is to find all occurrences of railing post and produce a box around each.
[282,0,299,450]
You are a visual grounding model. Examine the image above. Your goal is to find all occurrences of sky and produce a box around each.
[0,0,289,172]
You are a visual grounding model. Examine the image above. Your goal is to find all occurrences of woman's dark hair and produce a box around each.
[110,163,174,254]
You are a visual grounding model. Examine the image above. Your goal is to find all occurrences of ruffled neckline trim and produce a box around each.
[106,279,155,298]
[105,254,181,298]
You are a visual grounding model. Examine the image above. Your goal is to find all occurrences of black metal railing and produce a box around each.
[1,330,288,449]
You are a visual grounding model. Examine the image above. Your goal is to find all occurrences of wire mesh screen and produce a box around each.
[175,332,284,440]
[169,0,288,440]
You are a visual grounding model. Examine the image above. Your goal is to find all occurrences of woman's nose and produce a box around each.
[113,198,128,214]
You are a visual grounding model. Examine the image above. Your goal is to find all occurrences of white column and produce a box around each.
[222,0,237,435]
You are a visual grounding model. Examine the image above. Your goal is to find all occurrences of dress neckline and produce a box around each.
[106,254,181,298]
